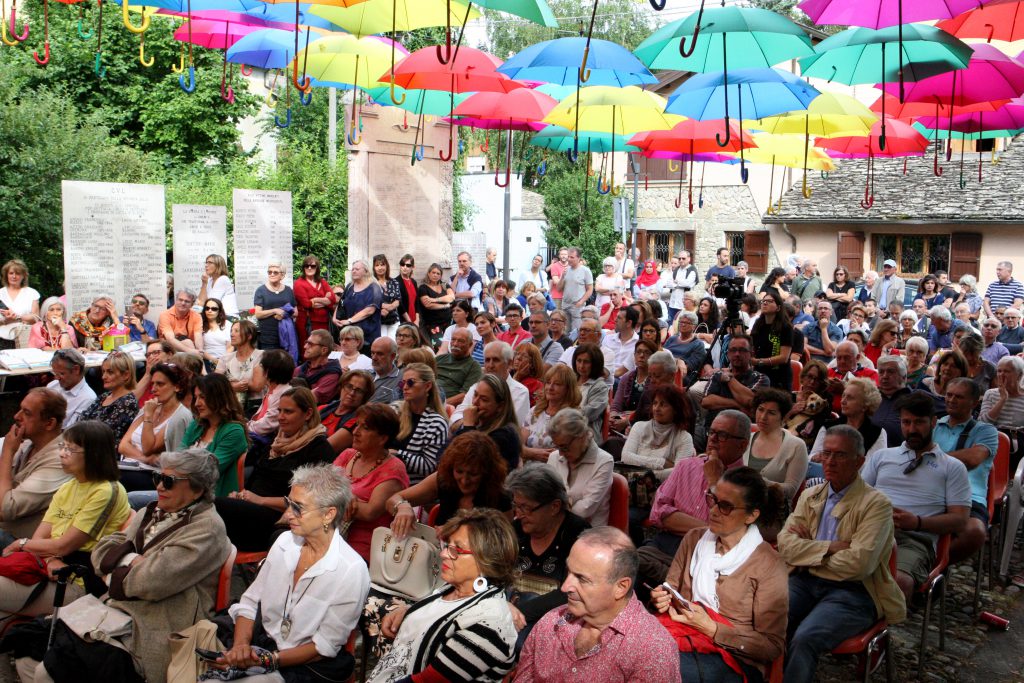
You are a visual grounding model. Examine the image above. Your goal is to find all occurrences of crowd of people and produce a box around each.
[0,245,1022,683]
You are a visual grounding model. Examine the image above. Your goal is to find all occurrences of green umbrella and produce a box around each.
[530,125,641,154]
[436,0,557,65]
[633,5,813,147]
[367,86,471,116]
[798,24,972,150]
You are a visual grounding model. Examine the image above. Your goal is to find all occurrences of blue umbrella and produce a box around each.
[227,28,315,69]
[243,3,346,32]
[498,37,657,88]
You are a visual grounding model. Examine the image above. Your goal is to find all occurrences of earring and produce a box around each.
[323,522,330,534]
[473,576,489,593]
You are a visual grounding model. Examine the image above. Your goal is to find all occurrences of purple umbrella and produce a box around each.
[916,101,1024,184]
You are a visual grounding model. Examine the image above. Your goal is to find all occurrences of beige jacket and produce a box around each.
[1,437,72,539]
[777,476,906,624]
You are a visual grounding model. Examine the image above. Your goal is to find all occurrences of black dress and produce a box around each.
[827,281,856,320]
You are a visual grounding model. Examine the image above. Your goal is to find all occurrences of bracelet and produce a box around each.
[393,498,411,515]
[143,420,153,424]
[915,515,922,532]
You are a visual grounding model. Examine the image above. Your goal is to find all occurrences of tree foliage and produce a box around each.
[535,154,617,267]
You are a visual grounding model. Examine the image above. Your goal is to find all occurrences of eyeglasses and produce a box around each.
[705,490,747,516]
[131,299,147,306]
[512,501,545,516]
[707,428,743,441]
[145,350,162,358]
[903,455,926,475]
[818,450,854,461]
[440,541,473,558]
[175,298,194,304]
[267,270,282,275]
[341,384,367,395]
[283,496,328,517]
[396,332,414,339]
[984,324,1000,329]
[204,306,220,312]
[303,264,318,270]
[152,473,190,490]
[60,443,84,456]
[400,262,412,268]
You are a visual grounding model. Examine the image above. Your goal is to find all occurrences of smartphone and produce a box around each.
[195,648,222,662]
[661,582,693,612]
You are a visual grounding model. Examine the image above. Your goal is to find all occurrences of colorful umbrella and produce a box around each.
[634,5,813,147]
[434,0,557,66]
[937,1,1024,43]
[798,0,980,29]
[366,86,471,115]
[530,126,641,154]
[729,133,835,213]
[798,24,972,148]
[543,86,678,137]
[227,27,314,68]
[916,101,1024,181]
[309,0,478,36]
[497,37,656,88]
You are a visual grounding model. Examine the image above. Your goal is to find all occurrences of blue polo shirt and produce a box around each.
[804,320,845,362]
[129,318,157,342]
[933,417,999,507]
[985,277,1024,311]
[926,319,965,353]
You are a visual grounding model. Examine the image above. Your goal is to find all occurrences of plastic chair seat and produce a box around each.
[832,620,888,655]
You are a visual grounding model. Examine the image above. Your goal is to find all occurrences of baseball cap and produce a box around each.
[882,259,897,268]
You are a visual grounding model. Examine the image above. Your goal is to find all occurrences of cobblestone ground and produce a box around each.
[814,536,1024,682]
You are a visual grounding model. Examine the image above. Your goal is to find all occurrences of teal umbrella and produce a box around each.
[798,23,972,149]
[634,5,813,146]
[367,86,471,115]
[530,125,641,154]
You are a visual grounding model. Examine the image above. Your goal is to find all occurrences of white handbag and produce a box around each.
[369,524,444,600]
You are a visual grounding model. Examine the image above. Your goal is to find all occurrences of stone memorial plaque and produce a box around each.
[172,204,227,296]
[233,189,293,310]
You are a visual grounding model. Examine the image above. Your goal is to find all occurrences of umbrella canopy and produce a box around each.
[451,88,558,126]
[798,24,973,85]
[937,1,1024,43]
[367,86,471,114]
[880,42,1024,107]
[227,27,317,68]
[530,126,641,153]
[628,118,757,154]
[738,133,836,170]
[666,67,820,121]
[798,0,981,29]
[242,3,346,30]
[915,100,1024,133]
[756,92,877,137]
[172,12,291,49]
[914,123,1024,139]
[469,0,557,27]
[815,118,928,157]
[382,46,520,93]
[294,35,405,89]
[634,6,814,72]
[310,0,479,36]
[543,86,680,136]
[497,37,656,87]
[869,92,1012,118]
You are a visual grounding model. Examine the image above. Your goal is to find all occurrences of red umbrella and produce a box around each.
[937,1,1024,43]
[629,119,756,212]
[815,118,927,209]
[380,46,524,161]
[449,88,557,186]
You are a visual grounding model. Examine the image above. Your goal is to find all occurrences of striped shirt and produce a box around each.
[984,277,1024,311]
[394,408,449,485]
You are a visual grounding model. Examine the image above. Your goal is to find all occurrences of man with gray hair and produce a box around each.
[46,349,95,428]
[629,351,679,426]
[158,288,203,353]
[792,258,822,303]
[516,527,681,682]
[436,327,482,406]
[997,306,1024,353]
[980,314,1010,365]
[871,355,912,448]
[450,340,529,427]
[778,425,905,683]
[638,410,751,588]
[551,247,593,334]
[369,336,401,403]
[926,305,963,353]
[984,260,1024,318]
[527,310,563,366]
[557,317,604,367]
[451,251,483,311]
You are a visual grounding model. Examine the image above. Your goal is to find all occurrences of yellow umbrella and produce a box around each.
[734,133,835,214]
[543,86,681,136]
[310,0,480,37]
[293,34,398,87]
[754,92,877,138]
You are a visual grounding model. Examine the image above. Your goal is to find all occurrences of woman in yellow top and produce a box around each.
[0,420,130,617]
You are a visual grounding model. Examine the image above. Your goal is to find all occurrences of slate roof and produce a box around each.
[763,138,1024,223]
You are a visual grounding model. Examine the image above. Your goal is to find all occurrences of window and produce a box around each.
[874,234,950,277]
[725,232,745,266]
[720,231,769,273]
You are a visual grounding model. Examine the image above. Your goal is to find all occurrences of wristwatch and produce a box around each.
[18,538,27,551]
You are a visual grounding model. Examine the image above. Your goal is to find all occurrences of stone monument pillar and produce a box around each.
[346,102,456,270]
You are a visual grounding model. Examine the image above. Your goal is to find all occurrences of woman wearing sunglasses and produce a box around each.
[217,387,335,552]
[651,467,789,683]
[214,464,368,683]
[200,297,231,373]
[294,255,336,349]
[367,508,518,683]
[393,363,450,486]
[0,421,129,622]
[253,262,296,351]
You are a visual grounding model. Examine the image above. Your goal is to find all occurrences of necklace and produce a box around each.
[281,556,319,639]
[348,452,386,481]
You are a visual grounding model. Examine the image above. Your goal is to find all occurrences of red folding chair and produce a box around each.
[608,473,629,534]
[830,543,898,683]
[215,545,238,612]
[790,360,803,393]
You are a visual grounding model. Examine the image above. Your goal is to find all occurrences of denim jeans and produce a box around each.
[784,572,878,683]
[678,652,763,683]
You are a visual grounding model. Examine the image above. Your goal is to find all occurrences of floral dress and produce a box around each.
[79,392,140,443]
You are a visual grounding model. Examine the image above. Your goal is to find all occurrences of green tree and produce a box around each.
[536,154,616,267]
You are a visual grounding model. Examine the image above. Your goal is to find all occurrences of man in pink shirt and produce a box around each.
[548,248,568,308]
[637,410,751,591]
[515,527,680,683]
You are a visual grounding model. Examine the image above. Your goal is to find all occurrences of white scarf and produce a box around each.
[689,525,763,611]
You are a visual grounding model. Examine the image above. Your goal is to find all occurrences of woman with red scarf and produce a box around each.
[634,260,663,304]
[293,255,336,349]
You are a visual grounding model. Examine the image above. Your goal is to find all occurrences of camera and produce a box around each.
[713,276,747,331]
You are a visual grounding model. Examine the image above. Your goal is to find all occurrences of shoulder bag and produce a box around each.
[369,523,444,600]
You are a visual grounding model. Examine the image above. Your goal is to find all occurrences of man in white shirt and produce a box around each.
[613,242,635,281]
[450,251,483,312]
[450,341,530,429]
[601,307,639,379]
[558,319,605,367]
[46,349,95,429]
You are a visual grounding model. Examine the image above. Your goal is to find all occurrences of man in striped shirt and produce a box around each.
[983,261,1024,318]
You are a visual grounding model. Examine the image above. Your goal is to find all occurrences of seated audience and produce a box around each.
[904,336,930,388]
[997,306,1024,353]
[926,306,963,354]
[547,309,573,349]
[601,307,639,379]
[369,337,402,404]
[217,387,335,551]
[557,317,603,366]
[393,363,450,485]
[450,341,531,428]
[512,342,545,407]
[473,311,500,364]
[825,340,880,412]
[79,351,139,443]
[28,297,76,350]
[663,311,706,380]
[436,328,483,407]
[294,329,342,403]
[218,464,369,683]
[21,450,230,683]
[785,360,832,451]
[651,467,789,683]
[216,319,263,415]
[246,349,296,447]
[745,388,809,502]
[609,340,657,434]
[158,289,204,353]
[545,408,613,527]
[522,365,581,464]
[437,300,480,356]
[921,348,969,415]
[525,312,563,366]
[864,319,898,366]
[368,508,518,683]
[516,527,680,682]
[337,325,374,372]
[701,334,767,436]
[980,316,1011,366]
[639,411,751,590]
[69,297,117,350]
[497,302,531,348]
[960,334,997,394]
[323,369,374,452]
[572,343,609,442]
[0,420,129,621]
[871,355,913,449]
[395,323,432,356]
[621,384,696,480]
[453,374,522,470]
[778,425,906,683]
[805,299,844,363]
[811,378,887,465]
[177,373,248,496]
[980,355,1024,430]
[861,393,970,602]
[46,349,95,428]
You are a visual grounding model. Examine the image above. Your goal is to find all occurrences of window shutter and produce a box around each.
[837,232,866,278]
[949,233,982,280]
[743,231,769,273]
[683,232,696,256]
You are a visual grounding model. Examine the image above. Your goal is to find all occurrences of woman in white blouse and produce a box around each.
[545,408,613,527]
[621,384,696,481]
[521,364,581,463]
[198,253,239,318]
[0,259,40,348]
[201,298,232,371]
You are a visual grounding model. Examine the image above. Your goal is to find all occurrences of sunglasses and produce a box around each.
[903,455,926,475]
[204,306,220,312]
[400,262,413,268]
[283,496,328,517]
[401,378,425,389]
[152,472,190,489]
[705,490,746,516]
[303,264,318,270]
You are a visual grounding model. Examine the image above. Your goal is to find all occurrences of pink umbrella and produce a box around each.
[916,100,1024,183]
[815,119,927,209]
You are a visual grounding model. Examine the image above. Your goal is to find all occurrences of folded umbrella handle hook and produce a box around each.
[33,41,49,65]
[740,161,748,184]
[649,0,667,9]
[179,64,196,93]
[597,176,611,195]
[276,108,292,129]
[240,65,253,77]
[716,117,731,147]
[579,45,591,83]
[121,0,148,34]
[299,88,313,106]
[439,129,454,162]
[801,174,812,199]
[537,159,547,177]
[667,159,680,173]
[138,37,153,67]
[678,0,705,58]
[8,1,28,42]
[388,80,406,106]
[93,51,106,78]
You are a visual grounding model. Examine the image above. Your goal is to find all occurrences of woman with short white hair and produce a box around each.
[253,262,296,351]
[545,408,613,526]
[980,355,1024,430]
[903,335,930,388]
[896,309,921,350]
[594,257,625,309]
[954,274,984,318]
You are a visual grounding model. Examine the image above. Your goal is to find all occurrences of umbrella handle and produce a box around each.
[802,174,812,199]
[579,45,591,83]
[978,156,983,183]
[75,6,92,41]
[716,120,731,147]
[992,149,1000,165]
[8,0,27,42]
[820,171,829,179]
[667,159,680,173]
[678,0,704,58]
[93,51,106,78]
[179,64,195,93]
[276,108,292,129]
[121,0,148,34]
[985,23,994,44]
[33,40,49,65]
[878,128,886,152]
[347,127,362,145]
[611,183,621,196]
[138,35,153,67]
[566,149,578,163]
[440,129,454,162]
[649,0,667,8]
[240,65,253,77]
[537,159,547,177]
[597,176,611,194]
[934,152,943,176]
[172,43,185,73]
[740,162,748,184]
[299,88,313,106]
[436,0,452,65]
[415,144,425,162]
[388,80,406,106]
[480,134,490,154]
